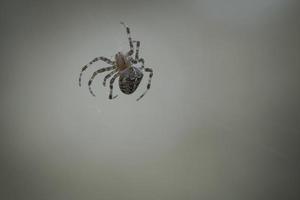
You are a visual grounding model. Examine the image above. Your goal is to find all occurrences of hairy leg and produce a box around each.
[79,56,115,86]
[120,22,134,56]
[87,66,116,96]
[109,73,120,99]
[133,40,140,60]
[136,68,153,101]
[137,58,145,69]
[103,69,118,86]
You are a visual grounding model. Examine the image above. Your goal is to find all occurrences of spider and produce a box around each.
[79,22,153,101]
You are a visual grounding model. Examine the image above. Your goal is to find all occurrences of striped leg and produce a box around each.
[103,69,118,86]
[136,68,153,101]
[137,58,145,69]
[133,40,140,60]
[109,73,120,99]
[88,66,115,96]
[79,56,115,86]
[120,22,134,56]
[129,57,137,64]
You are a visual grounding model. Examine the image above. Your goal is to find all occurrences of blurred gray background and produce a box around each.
[1,0,300,199]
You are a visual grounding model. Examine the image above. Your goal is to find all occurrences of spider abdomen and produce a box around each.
[119,67,143,94]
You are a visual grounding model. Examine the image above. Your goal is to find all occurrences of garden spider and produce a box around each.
[79,22,153,101]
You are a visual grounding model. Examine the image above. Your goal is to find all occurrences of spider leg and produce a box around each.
[88,66,116,96]
[103,69,118,86]
[136,68,153,101]
[133,40,140,60]
[137,57,145,70]
[109,73,120,99]
[120,22,134,56]
[79,56,115,86]
[129,57,137,64]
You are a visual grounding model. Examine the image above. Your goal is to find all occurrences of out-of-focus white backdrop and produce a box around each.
[1,0,299,199]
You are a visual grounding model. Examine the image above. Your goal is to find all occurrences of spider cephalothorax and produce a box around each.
[79,22,153,101]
